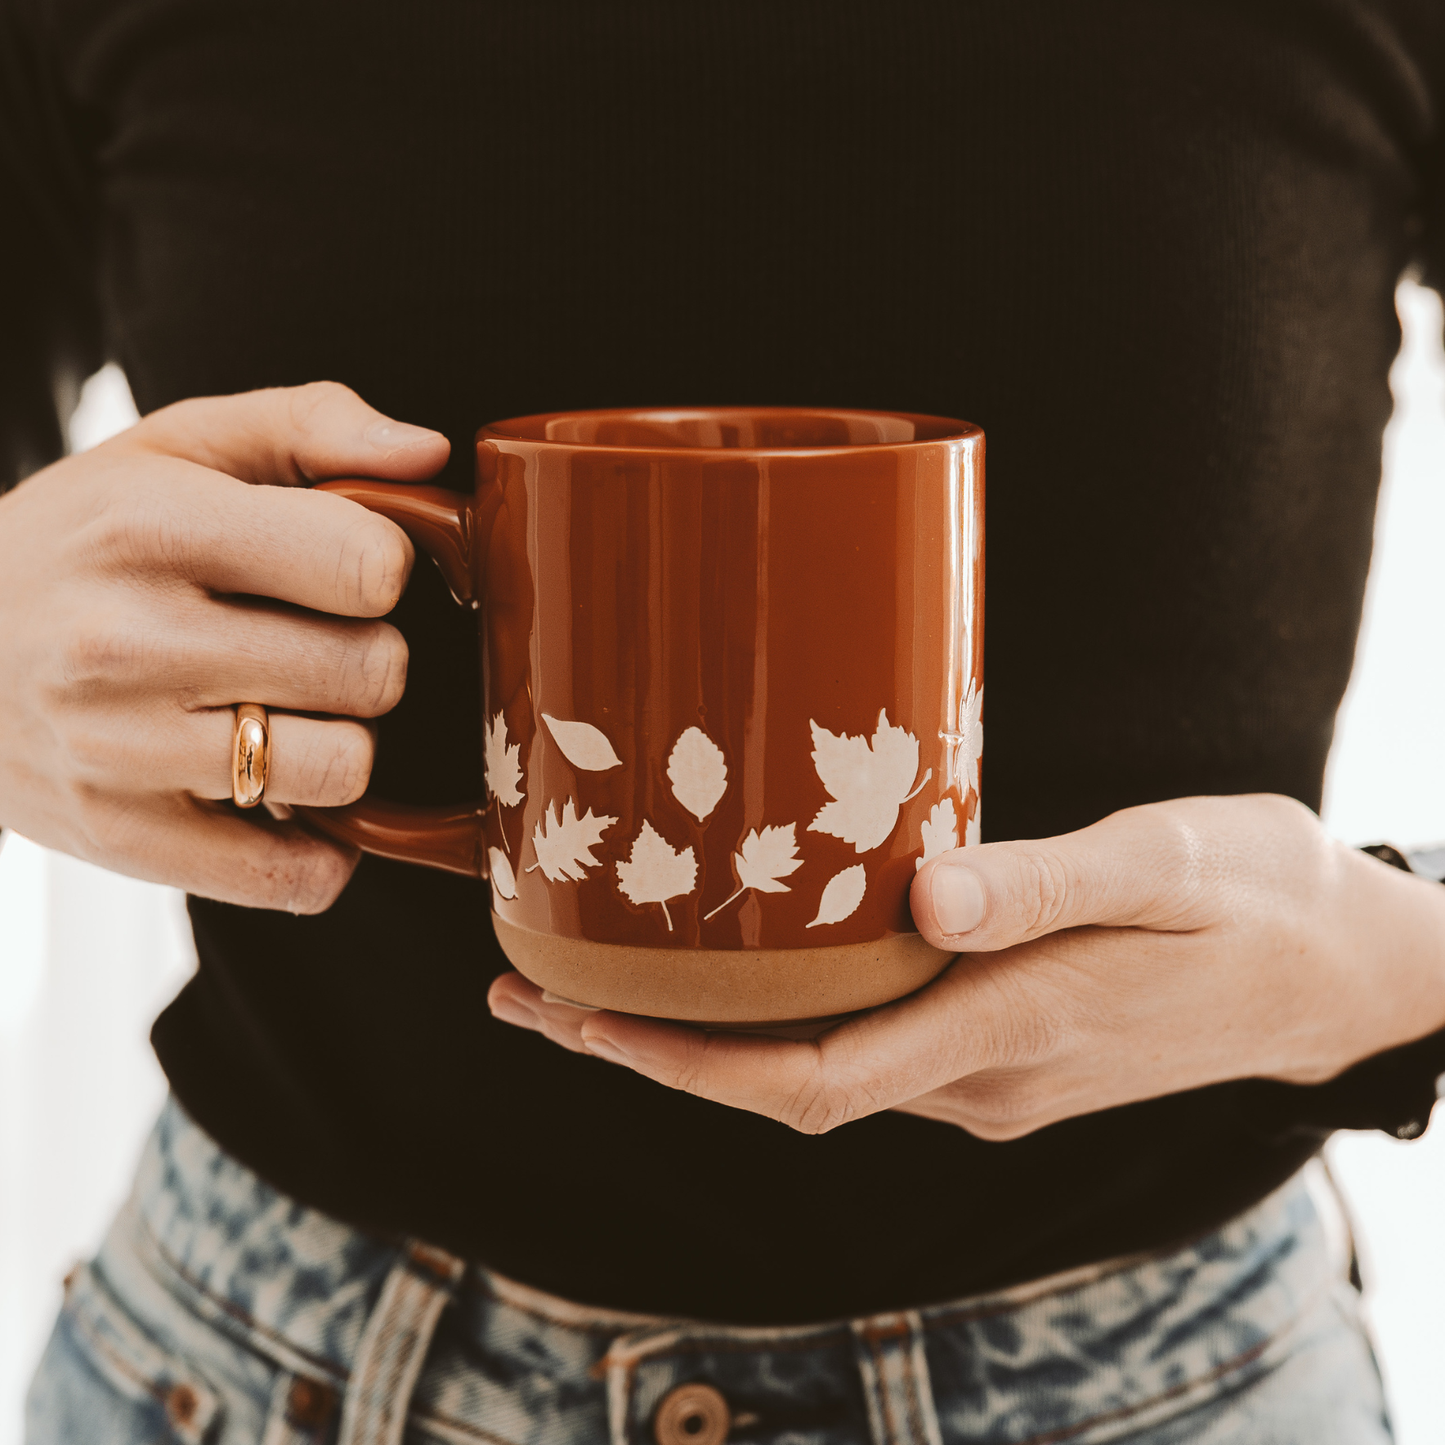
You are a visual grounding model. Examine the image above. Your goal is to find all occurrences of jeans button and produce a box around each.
[653,1382,730,1445]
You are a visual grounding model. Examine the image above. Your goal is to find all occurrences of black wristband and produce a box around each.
[1249,843,1445,1142]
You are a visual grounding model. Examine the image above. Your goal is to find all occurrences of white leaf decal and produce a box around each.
[808,709,929,853]
[966,806,981,848]
[489,847,517,899]
[703,822,803,920]
[806,864,867,928]
[542,714,623,771]
[916,798,959,871]
[957,680,984,797]
[484,712,525,808]
[667,727,728,821]
[526,800,617,882]
[616,820,697,931]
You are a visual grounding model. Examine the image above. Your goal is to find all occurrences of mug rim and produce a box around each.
[477,405,981,455]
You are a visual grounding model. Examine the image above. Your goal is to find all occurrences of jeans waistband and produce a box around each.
[101,1096,1336,1445]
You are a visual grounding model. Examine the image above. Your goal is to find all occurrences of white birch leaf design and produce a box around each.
[667,727,728,821]
[957,680,984,797]
[808,709,930,853]
[542,714,623,771]
[616,820,697,931]
[806,864,867,928]
[484,712,525,807]
[488,847,517,899]
[916,798,959,871]
[527,801,617,882]
[703,823,802,920]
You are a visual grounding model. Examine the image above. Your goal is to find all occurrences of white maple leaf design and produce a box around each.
[488,847,517,899]
[808,709,930,853]
[957,679,984,797]
[542,714,623,771]
[526,800,617,882]
[703,823,803,920]
[667,727,728,821]
[807,864,867,928]
[916,798,959,871]
[966,805,981,848]
[484,712,525,809]
[616,820,697,931]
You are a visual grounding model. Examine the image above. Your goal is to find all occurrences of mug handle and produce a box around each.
[292,479,487,879]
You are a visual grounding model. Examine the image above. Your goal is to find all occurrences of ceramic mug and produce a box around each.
[303,407,984,1025]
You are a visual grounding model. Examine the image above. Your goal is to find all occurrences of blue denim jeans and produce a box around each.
[27,1097,1391,1445]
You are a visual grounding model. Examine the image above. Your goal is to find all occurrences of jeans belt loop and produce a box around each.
[850,1310,945,1445]
[335,1239,466,1445]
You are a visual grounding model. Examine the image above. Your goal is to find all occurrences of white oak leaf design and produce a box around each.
[484,712,525,808]
[526,800,617,882]
[488,847,517,899]
[916,798,959,871]
[542,713,623,771]
[808,709,930,853]
[616,820,697,931]
[806,864,867,928]
[667,727,728,821]
[703,823,803,920]
[966,806,981,848]
[957,679,984,797]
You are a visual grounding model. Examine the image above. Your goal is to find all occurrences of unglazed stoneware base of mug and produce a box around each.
[539,989,850,1038]
[491,912,957,1024]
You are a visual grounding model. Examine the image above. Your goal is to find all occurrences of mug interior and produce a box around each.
[483,407,972,450]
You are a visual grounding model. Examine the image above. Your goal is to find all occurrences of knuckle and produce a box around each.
[355,625,409,714]
[1014,850,1071,933]
[659,1040,721,1101]
[670,1055,710,1099]
[63,781,114,860]
[1005,978,1065,1065]
[963,1073,1045,1140]
[282,842,355,914]
[319,726,374,805]
[967,1117,1032,1143]
[80,489,158,570]
[57,716,114,777]
[121,398,195,453]
[966,962,1064,1071]
[59,618,133,688]
[287,380,355,432]
[84,480,204,585]
[346,521,411,616]
[779,1072,854,1135]
[338,625,407,716]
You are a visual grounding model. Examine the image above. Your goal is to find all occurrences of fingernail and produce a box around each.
[581,1031,636,1066]
[540,990,599,1013]
[931,863,987,935]
[365,419,442,453]
[489,996,540,1030]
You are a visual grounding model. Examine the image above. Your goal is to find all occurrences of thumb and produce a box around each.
[117,380,450,488]
[910,802,1215,951]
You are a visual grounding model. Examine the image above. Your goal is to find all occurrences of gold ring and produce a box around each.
[232,704,270,808]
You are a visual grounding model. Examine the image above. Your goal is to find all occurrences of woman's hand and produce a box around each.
[0,382,448,911]
[488,794,1445,1136]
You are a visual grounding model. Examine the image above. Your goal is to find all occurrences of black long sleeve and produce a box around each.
[0,0,100,487]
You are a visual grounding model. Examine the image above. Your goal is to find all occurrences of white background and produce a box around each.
[2,283,1444,1442]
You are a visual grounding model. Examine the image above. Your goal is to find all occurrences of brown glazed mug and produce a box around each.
[303,407,984,1025]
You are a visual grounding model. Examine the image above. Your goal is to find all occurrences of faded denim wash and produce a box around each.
[27,1097,1392,1444]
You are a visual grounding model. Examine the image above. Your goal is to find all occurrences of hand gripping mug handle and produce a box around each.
[292,479,487,879]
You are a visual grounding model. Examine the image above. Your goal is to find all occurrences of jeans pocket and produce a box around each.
[25,1262,225,1445]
